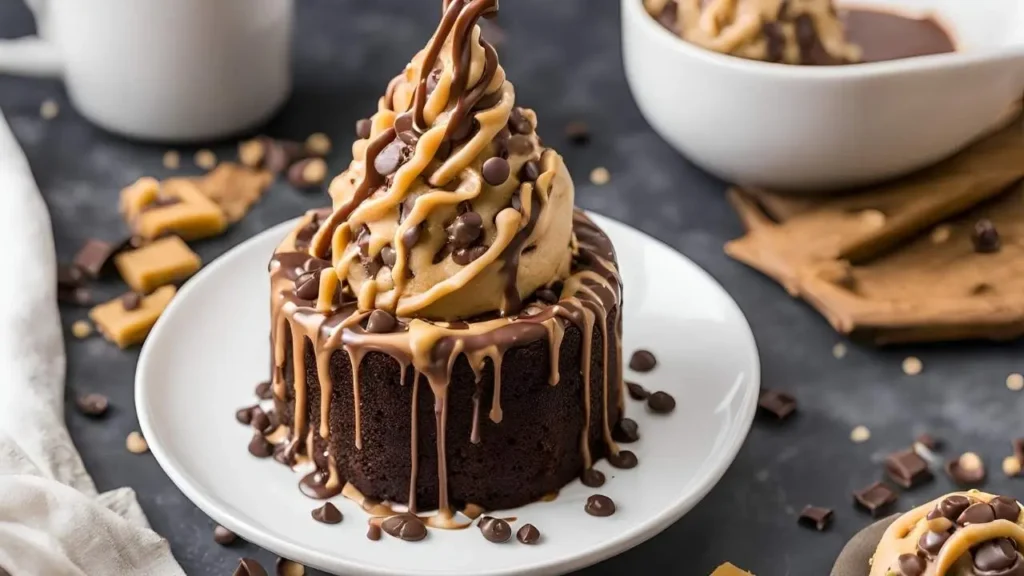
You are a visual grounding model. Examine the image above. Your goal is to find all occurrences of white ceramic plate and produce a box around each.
[136,212,760,576]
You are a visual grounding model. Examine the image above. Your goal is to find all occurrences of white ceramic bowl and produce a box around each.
[622,0,1024,191]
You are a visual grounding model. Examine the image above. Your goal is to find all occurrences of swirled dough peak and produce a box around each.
[310,0,574,320]
[645,0,862,64]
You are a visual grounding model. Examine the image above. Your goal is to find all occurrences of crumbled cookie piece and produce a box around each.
[305,132,332,156]
[590,167,610,185]
[163,150,181,170]
[1006,373,1023,392]
[114,236,201,294]
[89,285,176,348]
[120,177,228,241]
[39,99,59,120]
[850,425,871,443]
[126,431,148,454]
[71,320,93,339]
[194,149,218,170]
[194,163,274,223]
[902,356,923,376]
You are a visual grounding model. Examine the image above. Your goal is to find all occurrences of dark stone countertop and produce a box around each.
[1,1,1022,574]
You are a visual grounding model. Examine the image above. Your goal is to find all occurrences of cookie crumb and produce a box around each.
[1003,455,1021,477]
[194,149,217,170]
[305,133,332,156]
[1007,373,1023,392]
[859,209,886,229]
[40,99,59,120]
[902,356,923,376]
[71,320,93,339]
[930,224,952,244]
[832,343,847,359]
[590,167,610,186]
[850,425,871,443]
[126,431,148,454]
[162,150,180,170]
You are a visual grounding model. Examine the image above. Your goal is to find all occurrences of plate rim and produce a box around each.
[136,211,761,576]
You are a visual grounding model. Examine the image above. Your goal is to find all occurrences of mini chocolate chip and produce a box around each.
[452,245,488,266]
[248,432,273,458]
[565,121,591,145]
[580,468,605,487]
[973,218,1001,253]
[367,523,382,541]
[629,349,657,372]
[213,525,237,546]
[255,380,273,400]
[626,381,650,400]
[76,393,109,417]
[311,502,343,524]
[535,288,559,304]
[958,502,996,526]
[612,418,640,443]
[607,449,638,469]
[449,212,483,249]
[121,292,141,311]
[584,494,615,517]
[975,539,1019,572]
[516,523,540,544]
[236,405,255,425]
[366,310,397,334]
[647,391,676,414]
[897,553,926,576]
[482,157,511,186]
[478,516,512,543]
[233,558,269,576]
[509,107,533,135]
[356,119,372,139]
[250,408,272,434]
[380,245,396,268]
[992,496,1021,522]
[519,160,540,182]
[917,530,950,557]
[294,272,320,300]
[374,139,407,176]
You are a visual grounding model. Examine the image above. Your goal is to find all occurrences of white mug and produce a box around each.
[0,0,294,142]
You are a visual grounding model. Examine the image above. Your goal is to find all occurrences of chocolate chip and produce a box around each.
[402,224,421,249]
[946,453,986,486]
[853,482,897,517]
[797,506,833,531]
[580,468,605,488]
[958,502,996,526]
[884,448,933,489]
[394,112,415,135]
[255,380,273,400]
[565,121,591,146]
[482,157,511,186]
[506,135,533,156]
[236,405,256,425]
[250,408,272,434]
[380,513,427,541]
[535,288,559,304]
[897,553,926,576]
[379,245,396,268]
[287,158,328,189]
[647,391,675,414]
[248,432,273,458]
[757,389,797,421]
[374,139,407,176]
[452,245,488,266]
[367,522,383,541]
[928,494,971,521]
[992,495,1022,522]
[612,418,640,443]
[213,525,236,545]
[917,530,950,557]
[449,212,483,248]
[608,449,638,469]
[510,192,522,212]
[121,292,141,311]
[311,502,343,524]
[975,539,1019,572]
[519,160,540,182]
[478,516,512,543]
[356,118,372,140]
[516,523,540,544]
[264,140,308,174]
[509,107,533,135]
[57,264,84,288]
[76,393,109,417]
[73,239,118,279]
[629,349,657,372]
[366,310,397,334]
[584,494,615,517]
[626,381,649,401]
[294,272,320,301]
[973,218,1001,253]
[233,558,269,576]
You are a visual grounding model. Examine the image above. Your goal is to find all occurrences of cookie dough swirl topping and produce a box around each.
[870,491,1024,576]
[309,0,575,320]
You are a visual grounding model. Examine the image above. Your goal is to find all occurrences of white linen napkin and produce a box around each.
[0,110,184,576]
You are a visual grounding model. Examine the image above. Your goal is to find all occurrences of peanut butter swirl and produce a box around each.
[310,0,574,320]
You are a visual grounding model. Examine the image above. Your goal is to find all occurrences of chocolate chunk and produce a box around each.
[76,393,109,417]
[58,286,92,307]
[608,449,638,469]
[519,160,540,182]
[928,494,972,521]
[452,245,488,266]
[311,502,343,524]
[121,292,141,311]
[250,408,272,434]
[897,553,926,576]
[647,391,675,414]
[213,525,236,545]
[58,264,84,288]
[74,239,118,278]
[374,139,407,176]
[992,495,1022,522]
[516,523,540,544]
[233,558,268,576]
[757,389,797,421]
[535,288,559,304]
[509,108,533,135]
[506,135,533,156]
[629,349,657,372]
[482,157,511,186]
[946,453,986,485]
[580,468,605,488]
[626,381,650,401]
[797,506,833,531]
[584,494,616,517]
[236,405,255,425]
[365,310,397,334]
[294,272,320,301]
[402,224,421,249]
[915,433,941,451]
[973,218,1001,253]
[958,502,996,526]
[612,418,640,443]
[975,539,1019,572]
[248,432,273,458]
[853,482,897,517]
[367,522,382,541]
[885,448,933,489]
[380,513,427,541]
[478,516,512,543]
[255,380,273,400]
[449,212,483,249]
[918,530,950,557]
[565,121,591,146]
[356,119,372,140]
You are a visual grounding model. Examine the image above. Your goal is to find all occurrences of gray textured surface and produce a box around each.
[2,1,1023,574]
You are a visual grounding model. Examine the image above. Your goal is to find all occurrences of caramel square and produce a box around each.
[89,286,176,348]
[114,235,201,294]
[121,177,227,241]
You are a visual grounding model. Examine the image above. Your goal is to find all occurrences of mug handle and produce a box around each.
[0,0,62,78]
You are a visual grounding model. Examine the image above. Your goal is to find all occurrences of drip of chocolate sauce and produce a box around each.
[842,9,955,63]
